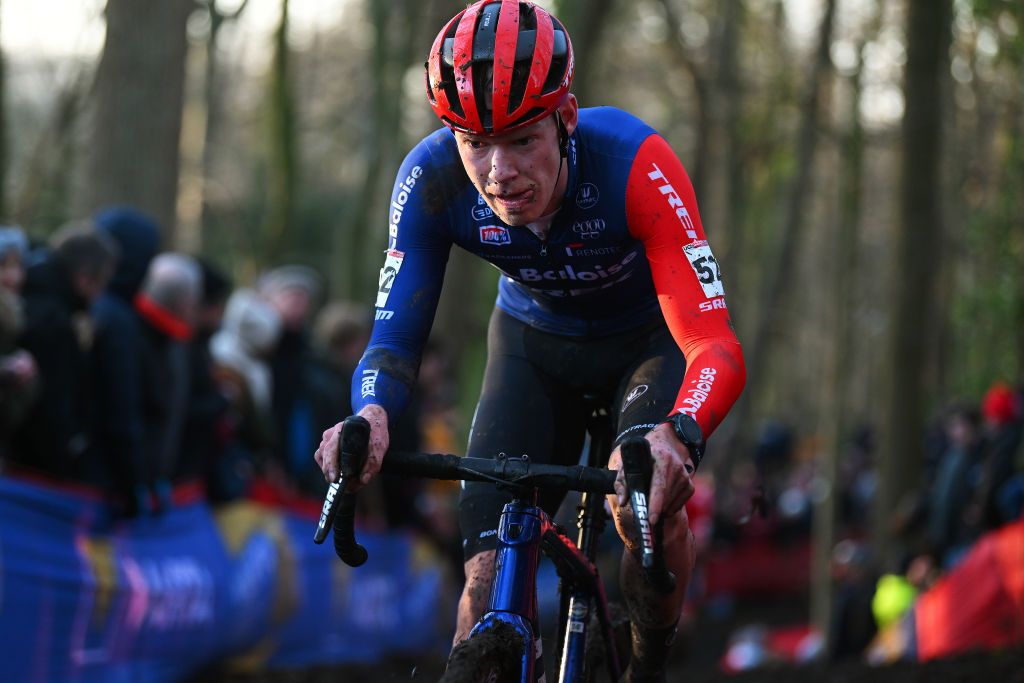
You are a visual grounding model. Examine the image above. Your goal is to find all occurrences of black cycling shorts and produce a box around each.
[459,308,686,561]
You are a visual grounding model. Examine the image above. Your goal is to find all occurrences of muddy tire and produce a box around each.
[441,620,527,683]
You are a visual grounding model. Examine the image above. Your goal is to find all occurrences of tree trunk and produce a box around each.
[715,0,837,472]
[264,0,297,261]
[554,0,617,105]
[79,0,193,238]
[874,0,953,564]
[814,22,869,650]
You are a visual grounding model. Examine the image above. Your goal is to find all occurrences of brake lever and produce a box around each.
[314,415,370,546]
[620,436,677,595]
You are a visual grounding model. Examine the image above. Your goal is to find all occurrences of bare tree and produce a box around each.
[78,0,194,238]
[875,0,954,562]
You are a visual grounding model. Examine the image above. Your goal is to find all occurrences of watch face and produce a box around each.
[675,414,702,444]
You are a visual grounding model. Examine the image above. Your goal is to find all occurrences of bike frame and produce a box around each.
[468,406,624,683]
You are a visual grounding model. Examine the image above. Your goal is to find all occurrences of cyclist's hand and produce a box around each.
[611,423,696,526]
[645,422,696,525]
[314,404,390,488]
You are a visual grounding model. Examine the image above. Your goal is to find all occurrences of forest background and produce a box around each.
[2,0,1022,632]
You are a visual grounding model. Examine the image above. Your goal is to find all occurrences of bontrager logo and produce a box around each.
[575,183,600,209]
[571,219,606,239]
[621,384,649,412]
[389,166,423,248]
[646,163,698,240]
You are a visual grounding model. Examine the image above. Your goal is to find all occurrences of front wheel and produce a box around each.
[441,620,527,683]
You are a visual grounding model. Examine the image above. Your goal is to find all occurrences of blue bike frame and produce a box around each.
[469,495,622,683]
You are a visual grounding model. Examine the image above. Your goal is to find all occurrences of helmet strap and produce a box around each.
[555,111,570,159]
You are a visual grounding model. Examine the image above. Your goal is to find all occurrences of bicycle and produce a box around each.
[314,400,681,682]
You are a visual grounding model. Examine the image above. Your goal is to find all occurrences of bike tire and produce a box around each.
[441,620,527,683]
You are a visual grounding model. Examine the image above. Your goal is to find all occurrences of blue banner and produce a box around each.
[0,476,451,683]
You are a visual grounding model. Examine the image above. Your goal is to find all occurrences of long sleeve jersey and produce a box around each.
[353,107,745,438]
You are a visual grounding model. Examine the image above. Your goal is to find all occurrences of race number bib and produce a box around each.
[376,250,405,308]
[682,241,725,298]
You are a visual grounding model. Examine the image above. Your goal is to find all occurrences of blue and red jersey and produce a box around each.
[354,107,745,438]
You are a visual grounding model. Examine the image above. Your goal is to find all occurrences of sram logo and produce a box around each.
[699,297,727,313]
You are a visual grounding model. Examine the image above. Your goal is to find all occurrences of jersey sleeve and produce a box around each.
[626,134,746,438]
[351,144,452,420]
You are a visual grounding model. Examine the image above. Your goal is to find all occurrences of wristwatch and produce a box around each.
[662,413,706,471]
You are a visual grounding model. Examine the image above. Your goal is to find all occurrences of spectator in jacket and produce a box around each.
[91,207,161,515]
[133,252,202,511]
[0,226,36,451]
[9,224,118,480]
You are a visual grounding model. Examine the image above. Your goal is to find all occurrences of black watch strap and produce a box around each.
[662,413,705,471]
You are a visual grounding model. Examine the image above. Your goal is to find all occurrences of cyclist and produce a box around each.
[315,1,746,679]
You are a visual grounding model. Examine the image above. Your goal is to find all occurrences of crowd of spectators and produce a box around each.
[0,208,462,564]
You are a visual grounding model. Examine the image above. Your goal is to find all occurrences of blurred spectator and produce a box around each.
[179,258,233,500]
[828,540,877,662]
[925,404,980,565]
[8,223,118,481]
[312,301,372,394]
[133,253,202,511]
[91,207,161,515]
[258,265,347,497]
[210,288,281,476]
[969,382,1023,530]
[0,226,37,451]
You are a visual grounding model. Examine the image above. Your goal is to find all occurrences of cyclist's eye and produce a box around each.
[514,136,535,146]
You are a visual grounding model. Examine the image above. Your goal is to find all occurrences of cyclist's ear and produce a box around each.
[557,94,579,137]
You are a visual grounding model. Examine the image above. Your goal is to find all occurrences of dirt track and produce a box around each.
[199,646,1024,682]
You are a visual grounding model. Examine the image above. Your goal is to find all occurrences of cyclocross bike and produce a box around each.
[314,400,682,682]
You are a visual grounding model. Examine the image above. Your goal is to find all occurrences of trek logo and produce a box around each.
[479,225,511,245]
[472,196,494,221]
[575,183,600,209]
[633,492,653,549]
[679,368,716,418]
[318,482,339,528]
[375,310,394,321]
[360,369,379,398]
[646,163,698,239]
[621,384,648,412]
[389,166,423,248]
[699,297,726,313]
[571,218,606,239]
[683,241,725,298]
[519,250,638,282]
[375,250,405,308]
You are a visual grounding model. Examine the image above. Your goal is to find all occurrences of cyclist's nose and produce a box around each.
[488,146,518,184]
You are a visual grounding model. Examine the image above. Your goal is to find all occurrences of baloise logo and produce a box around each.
[575,183,600,209]
[572,218,606,239]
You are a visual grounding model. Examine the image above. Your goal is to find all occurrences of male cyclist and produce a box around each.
[315,1,745,679]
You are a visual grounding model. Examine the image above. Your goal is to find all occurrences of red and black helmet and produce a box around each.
[425,0,574,135]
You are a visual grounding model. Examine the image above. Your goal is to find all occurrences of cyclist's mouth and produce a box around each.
[493,189,534,211]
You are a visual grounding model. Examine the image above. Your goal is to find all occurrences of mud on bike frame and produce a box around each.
[314,410,675,682]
